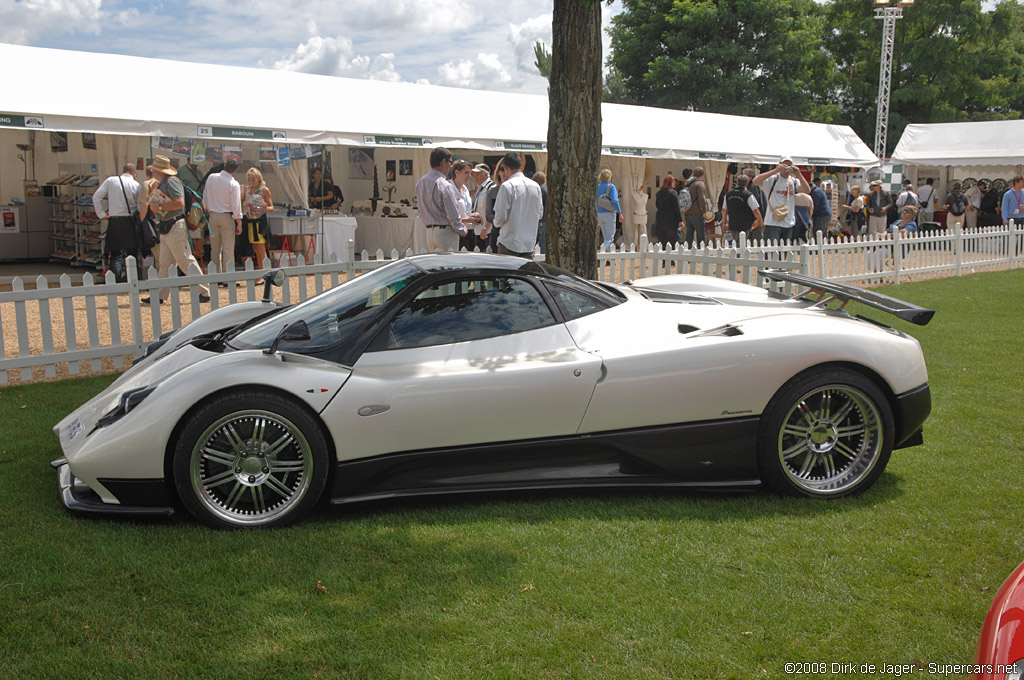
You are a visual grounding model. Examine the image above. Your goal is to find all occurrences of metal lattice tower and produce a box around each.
[874,5,905,160]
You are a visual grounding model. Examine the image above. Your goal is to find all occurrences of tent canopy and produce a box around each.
[892,120,1024,167]
[0,43,877,167]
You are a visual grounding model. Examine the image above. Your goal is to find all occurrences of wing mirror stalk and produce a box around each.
[261,269,286,303]
[265,320,311,356]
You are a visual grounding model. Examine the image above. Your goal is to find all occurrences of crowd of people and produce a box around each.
[415,148,546,259]
[93,151,1024,278]
[650,155,1024,248]
[91,155,279,298]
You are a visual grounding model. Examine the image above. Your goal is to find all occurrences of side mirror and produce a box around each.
[261,269,286,303]
[264,320,310,356]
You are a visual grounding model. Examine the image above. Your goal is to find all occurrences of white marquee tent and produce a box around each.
[1,43,878,246]
[892,120,1024,167]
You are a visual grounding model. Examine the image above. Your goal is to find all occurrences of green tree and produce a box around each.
[547,0,604,278]
[824,0,1024,155]
[607,0,841,122]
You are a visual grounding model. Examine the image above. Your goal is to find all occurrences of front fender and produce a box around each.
[55,347,350,504]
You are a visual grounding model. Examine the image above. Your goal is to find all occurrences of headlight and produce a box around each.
[96,387,156,428]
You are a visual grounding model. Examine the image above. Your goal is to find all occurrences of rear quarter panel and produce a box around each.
[570,300,928,434]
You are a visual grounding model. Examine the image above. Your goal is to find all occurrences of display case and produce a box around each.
[46,166,102,269]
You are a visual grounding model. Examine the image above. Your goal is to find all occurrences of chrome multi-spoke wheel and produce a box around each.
[759,369,893,498]
[174,392,328,528]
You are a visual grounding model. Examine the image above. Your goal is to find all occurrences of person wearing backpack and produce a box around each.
[596,168,621,249]
[942,181,968,229]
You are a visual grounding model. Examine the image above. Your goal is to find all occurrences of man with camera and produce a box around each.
[753,156,811,242]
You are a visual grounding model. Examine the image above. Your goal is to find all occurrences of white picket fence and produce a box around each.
[2,222,1022,385]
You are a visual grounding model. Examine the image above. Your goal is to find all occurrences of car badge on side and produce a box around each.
[358,405,391,417]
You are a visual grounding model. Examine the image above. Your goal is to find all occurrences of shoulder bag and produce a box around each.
[120,176,159,249]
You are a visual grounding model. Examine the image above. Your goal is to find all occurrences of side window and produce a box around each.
[546,282,609,321]
[386,277,556,349]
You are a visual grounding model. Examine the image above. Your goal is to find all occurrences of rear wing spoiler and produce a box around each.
[759,269,935,326]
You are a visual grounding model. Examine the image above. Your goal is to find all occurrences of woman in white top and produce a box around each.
[241,167,274,267]
[450,160,480,249]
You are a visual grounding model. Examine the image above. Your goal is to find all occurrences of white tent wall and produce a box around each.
[1,130,149,203]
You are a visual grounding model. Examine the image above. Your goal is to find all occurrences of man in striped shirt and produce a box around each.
[415,148,470,252]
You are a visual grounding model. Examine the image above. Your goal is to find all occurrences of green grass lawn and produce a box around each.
[1,269,1021,680]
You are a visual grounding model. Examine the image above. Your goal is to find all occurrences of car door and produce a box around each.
[320,274,603,460]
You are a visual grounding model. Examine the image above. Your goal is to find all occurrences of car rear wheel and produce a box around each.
[757,369,893,498]
[172,390,329,528]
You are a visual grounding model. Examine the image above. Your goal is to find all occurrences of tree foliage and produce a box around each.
[607,0,1024,156]
[608,0,841,122]
[534,41,553,79]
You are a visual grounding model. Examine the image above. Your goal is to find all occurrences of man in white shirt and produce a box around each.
[493,152,543,258]
[753,156,810,242]
[92,163,140,282]
[468,163,493,251]
[916,178,936,224]
[202,158,242,273]
[965,180,983,230]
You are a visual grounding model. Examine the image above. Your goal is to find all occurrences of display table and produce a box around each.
[268,214,321,264]
[321,216,358,261]
[354,215,428,254]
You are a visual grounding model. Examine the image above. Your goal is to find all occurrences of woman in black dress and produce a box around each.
[654,174,683,247]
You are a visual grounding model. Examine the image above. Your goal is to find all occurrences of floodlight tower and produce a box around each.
[873,0,914,160]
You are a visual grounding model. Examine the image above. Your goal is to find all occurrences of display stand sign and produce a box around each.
[0,113,45,129]
[697,151,731,161]
[197,125,286,141]
[277,147,291,168]
[603,147,650,157]
[495,141,545,151]
[2,206,20,234]
[363,135,432,147]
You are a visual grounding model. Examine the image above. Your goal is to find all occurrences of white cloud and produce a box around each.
[0,0,102,43]
[274,36,404,82]
[437,53,513,89]
[508,13,552,76]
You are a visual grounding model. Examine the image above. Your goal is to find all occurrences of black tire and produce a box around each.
[172,389,329,528]
[757,368,894,498]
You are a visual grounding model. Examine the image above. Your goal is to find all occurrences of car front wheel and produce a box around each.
[757,369,894,498]
[172,390,329,528]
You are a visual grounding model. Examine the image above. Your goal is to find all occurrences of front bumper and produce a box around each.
[51,458,175,517]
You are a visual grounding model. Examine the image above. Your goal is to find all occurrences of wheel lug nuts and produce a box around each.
[248,476,256,483]
[235,467,241,473]
[262,468,269,473]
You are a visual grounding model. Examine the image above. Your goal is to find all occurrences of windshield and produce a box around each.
[228,260,424,353]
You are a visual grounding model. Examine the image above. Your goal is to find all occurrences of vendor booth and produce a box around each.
[0,43,878,266]
[891,121,1024,226]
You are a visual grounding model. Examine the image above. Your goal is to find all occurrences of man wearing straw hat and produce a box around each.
[142,155,210,304]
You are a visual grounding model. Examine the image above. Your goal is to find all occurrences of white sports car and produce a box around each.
[52,253,933,529]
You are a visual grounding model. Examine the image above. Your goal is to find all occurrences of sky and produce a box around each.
[0,0,624,96]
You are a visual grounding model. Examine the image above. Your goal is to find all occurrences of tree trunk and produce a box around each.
[546,0,603,279]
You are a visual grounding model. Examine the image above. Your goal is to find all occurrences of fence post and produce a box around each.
[126,256,145,357]
[893,230,902,285]
[799,241,810,276]
[639,233,650,279]
[346,239,355,280]
[954,222,963,277]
